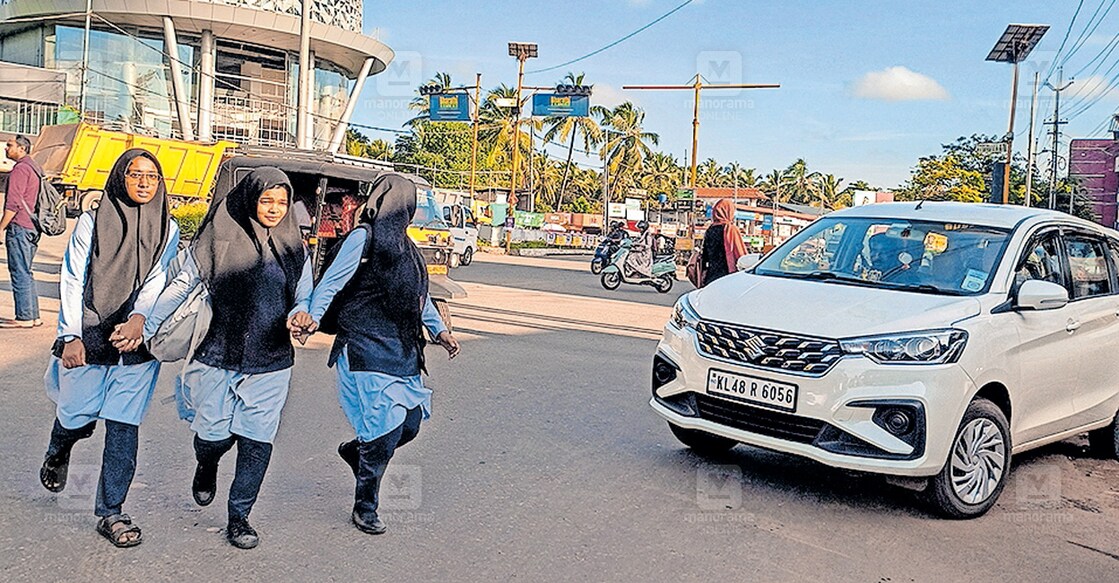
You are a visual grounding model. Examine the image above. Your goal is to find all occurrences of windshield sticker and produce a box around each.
[925,232,949,254]
[961,269,988,292]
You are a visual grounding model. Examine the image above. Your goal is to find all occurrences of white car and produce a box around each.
[652,201,1119,518]
[443,203,479,266]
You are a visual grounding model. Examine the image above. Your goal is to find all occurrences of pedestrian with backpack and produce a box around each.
[38,148,179,548]
[124,167,311,549]
[1,135,44,327]
[288,173,459,536]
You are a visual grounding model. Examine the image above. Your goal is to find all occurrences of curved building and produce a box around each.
[0,0,394,149]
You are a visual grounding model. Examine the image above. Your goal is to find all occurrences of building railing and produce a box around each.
[210,93,296,148]
[0,99,61,136]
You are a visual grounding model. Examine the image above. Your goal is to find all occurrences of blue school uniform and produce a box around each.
[45,211,179,428]
[143,249,312,444]
[307,228,447,442]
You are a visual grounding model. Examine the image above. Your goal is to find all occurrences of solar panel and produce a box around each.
[986,24,1050,63]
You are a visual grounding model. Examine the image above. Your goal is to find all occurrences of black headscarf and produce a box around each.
[361,173,428,332]
[84,148,171,328]
[192,167,305,301]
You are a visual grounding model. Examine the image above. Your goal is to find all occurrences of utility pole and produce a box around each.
[1044,67,1073,210]
[624,75,779,187]
[469,73,481,199]
[506,42,538,253]
[79,0,92,116]
[1025,71,1039,207]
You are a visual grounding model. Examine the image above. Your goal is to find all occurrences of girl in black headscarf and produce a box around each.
[290,173,459,535]
[134,167,311,549]
[39,148,179,548]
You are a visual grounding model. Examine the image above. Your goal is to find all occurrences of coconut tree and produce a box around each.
[761,168,791,208]
[543,72,603,209]
[725,163,756,189]
[406,72,454,127]
[478,84,540,187]
[784,158,820,204]
[696,158,725,188]
[814,173,844,210]
[593,102,659,199]
[640,152,682,200]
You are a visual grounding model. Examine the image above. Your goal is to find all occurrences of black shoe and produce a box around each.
[338,441,359,478]
[226,517,259,549]
[40,452,70,493]
[192,461,218,506]
[351,510,386,535]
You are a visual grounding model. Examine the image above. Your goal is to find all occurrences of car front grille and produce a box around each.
[694,320,843,375]
[694,394,826,444]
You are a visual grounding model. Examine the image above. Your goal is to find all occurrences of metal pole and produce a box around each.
[506,56,526,252]
[198,29,215,142]
[602,132,610,226]
[296,0,311,149]
[79,0,92,116]
[1025,71,1038,207]
[690,76,700,188]
[328,57,375,152]
[1003,59,1019,205]
[162,17,195,141]
[469,73,481,198]
[528,121,535,212]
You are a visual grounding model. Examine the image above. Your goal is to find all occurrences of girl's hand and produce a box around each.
[61,338,87,369]
[435,331,460,360]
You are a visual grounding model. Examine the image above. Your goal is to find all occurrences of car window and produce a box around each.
[778,222,846,272]
[1014,232,1064,290]
[1065,236,1112,299]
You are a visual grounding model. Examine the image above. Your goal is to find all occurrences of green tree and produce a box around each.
[898,155,985,202]
[814,173,844,210]
[543,72,602,209]
[784,158,819,204]
[696,158,725,188]
[640,152,682,201]
[594,102,659,199]
[761,168,790,206]
[407,72,454,127]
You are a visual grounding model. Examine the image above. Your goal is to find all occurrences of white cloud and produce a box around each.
[592,83,630,108]
[853,66,949,102]
[1064,75,1119,102]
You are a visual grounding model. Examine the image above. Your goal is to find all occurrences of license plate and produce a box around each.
[707,369,798,412]
[427,264,448,275]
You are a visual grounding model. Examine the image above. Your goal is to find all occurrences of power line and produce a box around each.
[1046,0,1086,84]
[1060,0,1117,67]
[1070,30,1119,78]
[526,0,696,75]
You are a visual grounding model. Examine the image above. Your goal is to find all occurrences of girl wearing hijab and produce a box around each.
[131,167,311,549]
[38,149,179,548]
[289,173,459,536]
[700,199,748,286]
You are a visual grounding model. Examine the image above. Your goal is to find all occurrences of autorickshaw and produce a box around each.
[212,155,466,330]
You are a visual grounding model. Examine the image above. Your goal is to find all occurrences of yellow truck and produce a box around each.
[30,122,235,215]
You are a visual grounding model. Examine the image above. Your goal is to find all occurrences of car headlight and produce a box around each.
[671,294,700,330]
[839,329,967,365]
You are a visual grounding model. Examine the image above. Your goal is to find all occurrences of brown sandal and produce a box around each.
[96,514,142,548]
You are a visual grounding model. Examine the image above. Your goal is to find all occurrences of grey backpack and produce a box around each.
[19,167,66,237]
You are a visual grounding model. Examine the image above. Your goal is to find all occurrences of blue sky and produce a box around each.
[353,1,1118,189]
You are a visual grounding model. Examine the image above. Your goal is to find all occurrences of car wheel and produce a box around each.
[926,398,1011,519]
[590,258,604,274]
[669,423,737,455]
[601,271,621,290]
[461,247,474,266]
[1088,411,1119,460]
[655,275,674,293]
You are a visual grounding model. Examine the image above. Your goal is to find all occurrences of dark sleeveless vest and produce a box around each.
[195,253,295,374]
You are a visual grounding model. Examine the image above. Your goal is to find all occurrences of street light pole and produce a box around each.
[1004,59,1020,204]
[469,72,481,199]
[1025,71,1039,207]
[986,24,1049,205]
[506,42,537,253]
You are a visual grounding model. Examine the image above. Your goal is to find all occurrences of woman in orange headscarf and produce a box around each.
[700,199,748,286]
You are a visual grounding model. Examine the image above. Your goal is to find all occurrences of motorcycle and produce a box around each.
[600,238,677,293]
[591,236,624,274]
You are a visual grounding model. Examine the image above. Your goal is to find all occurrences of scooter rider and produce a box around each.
[624,221,654,278]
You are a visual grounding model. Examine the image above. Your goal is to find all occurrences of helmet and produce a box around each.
[637,220,649,231]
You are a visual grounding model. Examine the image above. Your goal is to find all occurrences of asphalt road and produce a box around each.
[1,241,1117,582]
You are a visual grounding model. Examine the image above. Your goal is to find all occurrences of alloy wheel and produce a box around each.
[949,418,1006,505]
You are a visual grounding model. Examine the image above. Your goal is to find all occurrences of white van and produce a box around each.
[443,203,479,266]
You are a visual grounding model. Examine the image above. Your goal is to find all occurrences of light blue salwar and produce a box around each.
[307,229,448,442]
[142,248,313,444]
[45,212,179,429]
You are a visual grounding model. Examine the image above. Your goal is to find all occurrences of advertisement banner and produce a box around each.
[514,211,545,229]
[762,214,773,232]
[608,203,626,218]
[531,93,590,117]
[429,94,471,122]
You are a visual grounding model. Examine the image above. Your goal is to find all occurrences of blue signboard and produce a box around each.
[429,94,471,122]
[761,214,774,232]
[531,93,590,117]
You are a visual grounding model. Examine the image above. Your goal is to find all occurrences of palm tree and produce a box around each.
[762,168,790,206]
[367,139,394,161]
[725,163,756,189]
[407,72,454,127]
[593,102,659,199]
[641,152,682,200]
[815,173,844,210]
[543,72,603,209]
[696,158,724,188]
[478,84,540,187]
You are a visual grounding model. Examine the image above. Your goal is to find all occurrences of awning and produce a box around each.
[0,61,66,104]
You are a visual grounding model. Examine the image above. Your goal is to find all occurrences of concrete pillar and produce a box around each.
[328,57,374,153]
[197,29,215,142]
[162,17,195,141]
[296,0,311,149]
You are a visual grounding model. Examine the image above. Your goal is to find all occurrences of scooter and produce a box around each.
[591,236,624,274]
[600,239,676,293]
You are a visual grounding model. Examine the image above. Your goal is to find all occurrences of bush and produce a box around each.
[510,240,549,250]
[171,201,209,240]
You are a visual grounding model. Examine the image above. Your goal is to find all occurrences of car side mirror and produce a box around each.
[1016,279,1069,311]
[736,253,762,271]
[443,207,452,222]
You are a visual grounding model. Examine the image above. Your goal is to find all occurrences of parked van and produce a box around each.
[443,203,479,266]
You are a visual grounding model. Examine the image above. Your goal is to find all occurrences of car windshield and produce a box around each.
[754,216,1012,295]
[412,189,448,229]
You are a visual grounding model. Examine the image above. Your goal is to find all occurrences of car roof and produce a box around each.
[831,201,1114,234]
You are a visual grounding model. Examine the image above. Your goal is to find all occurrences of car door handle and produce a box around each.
[1066,320,1082,332]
